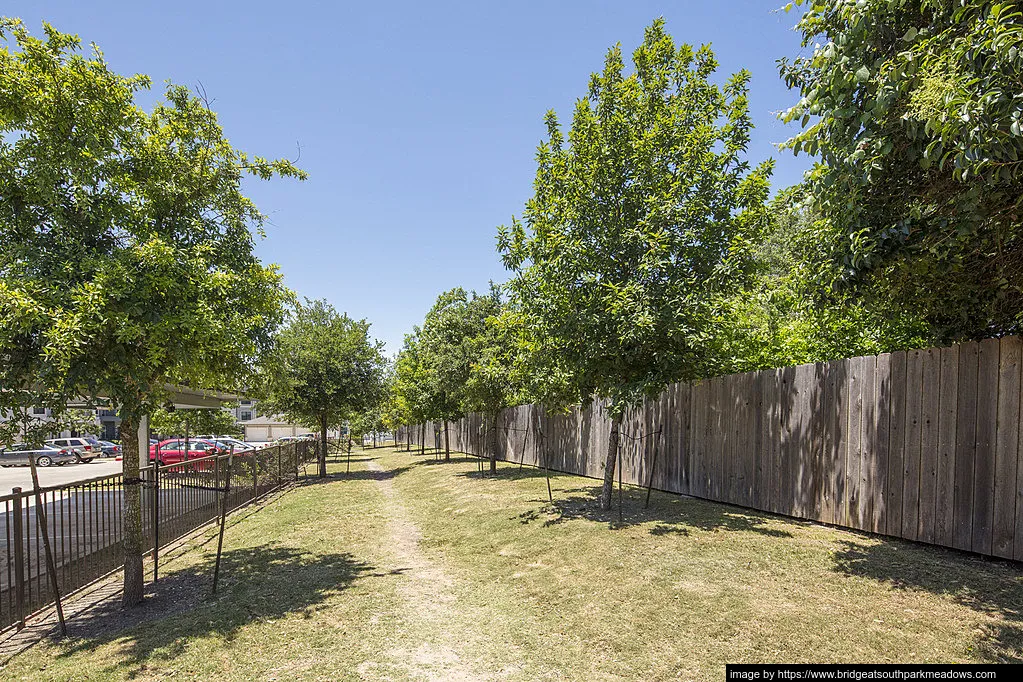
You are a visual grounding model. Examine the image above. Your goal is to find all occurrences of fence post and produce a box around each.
[212,447,235,597]
[151,446,160,584]
[11,487,25,631]
[252,451,258,501]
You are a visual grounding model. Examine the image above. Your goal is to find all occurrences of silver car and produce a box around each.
[0,444,78,467]
[45,437,98,463]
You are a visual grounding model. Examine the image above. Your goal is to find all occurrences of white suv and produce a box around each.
[45,437,98,463]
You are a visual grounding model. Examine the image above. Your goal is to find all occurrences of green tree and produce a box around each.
[391,330,432,454]
[460,291,518,472]
[417,286,508,461]
[149,406,242,438]
[0,19,302,605]
[779,0,1023,340]
[259,299,386,477]
[499,20,773,509]
[711,186,931,371]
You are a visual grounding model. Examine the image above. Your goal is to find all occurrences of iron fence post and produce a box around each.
[11,487,25,631]
[212,447,234,596]
[152,446,160,584]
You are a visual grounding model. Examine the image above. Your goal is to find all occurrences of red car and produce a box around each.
[149,438,227,468]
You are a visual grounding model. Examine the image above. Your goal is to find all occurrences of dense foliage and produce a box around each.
[0,19,302,605]
[779,0,1023,340]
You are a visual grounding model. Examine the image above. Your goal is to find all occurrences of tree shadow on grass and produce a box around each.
[454,464,573,483]
[298,467,413,484]
[831,539,1023,663]
[328,455,380,464]
[409,455,474,467]
[55,543,379,676]
[515,484,793,538]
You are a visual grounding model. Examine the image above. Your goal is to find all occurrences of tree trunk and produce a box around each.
[406,425,411,451]
[420,423,425,455]
[444,420,450,461]
[319,414,328,478]
[489,412,498,473]
[120,414,145,606]
[373,431,377,449]
[599,413,621,510]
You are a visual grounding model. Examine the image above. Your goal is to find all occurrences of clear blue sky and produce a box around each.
[18,1,812,355]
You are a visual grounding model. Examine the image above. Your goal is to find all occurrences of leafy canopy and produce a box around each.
[779,0,1023,339]
[499,19,773,412]
[259,299,386,431]
[0,18,303,424]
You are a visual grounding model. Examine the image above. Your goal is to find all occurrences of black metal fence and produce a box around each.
[0,440,318,633]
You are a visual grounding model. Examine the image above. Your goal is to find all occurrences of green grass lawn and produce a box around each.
[4,446,1022,681]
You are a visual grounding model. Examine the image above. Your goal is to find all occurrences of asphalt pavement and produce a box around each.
[0,458,122,493]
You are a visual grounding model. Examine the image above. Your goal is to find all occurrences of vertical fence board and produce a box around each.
[694,380,709,499]
[860,356,877,531]
[872,354,892,534]
[833,359,850,526]
[887,351,908,538]
[973,338,1000,556]
[723,376,737,504]
[809,363,828,522]
[779,367,795,516]
[918,348,941,544]
[822,360,838,524]
[935,346,959,547]
[770,369,783,514]
[954,341,980,551]
[902,350,924,541]
[992,336,1021,559]
[847,357,864,529]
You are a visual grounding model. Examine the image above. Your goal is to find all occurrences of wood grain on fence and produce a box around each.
[407,335,1023,559]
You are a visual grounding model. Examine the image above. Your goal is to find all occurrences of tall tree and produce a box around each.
[393,330,433,454]
[499,20,773,509]
[779,0,1023,340]
[0,19,301,605]
[460,291,518,472]
[260,299,386,477]
[418,286,507,462]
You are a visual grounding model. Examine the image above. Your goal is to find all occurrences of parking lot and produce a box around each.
[0,458,122,492]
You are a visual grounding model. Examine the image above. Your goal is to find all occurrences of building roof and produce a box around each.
[239,415,302,427]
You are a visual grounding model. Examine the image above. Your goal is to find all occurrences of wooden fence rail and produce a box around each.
[401,336,1023,560]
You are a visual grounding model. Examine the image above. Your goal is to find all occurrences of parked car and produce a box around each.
[0,444,78,467]
[96,440,121,457]
[45,437,99,463]
[195,436,256,452]
[148,438,227,468]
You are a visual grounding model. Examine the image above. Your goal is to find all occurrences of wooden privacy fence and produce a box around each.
[402,336,1023,561]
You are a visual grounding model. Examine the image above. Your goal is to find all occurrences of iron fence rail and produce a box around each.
[0,440,318,633]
